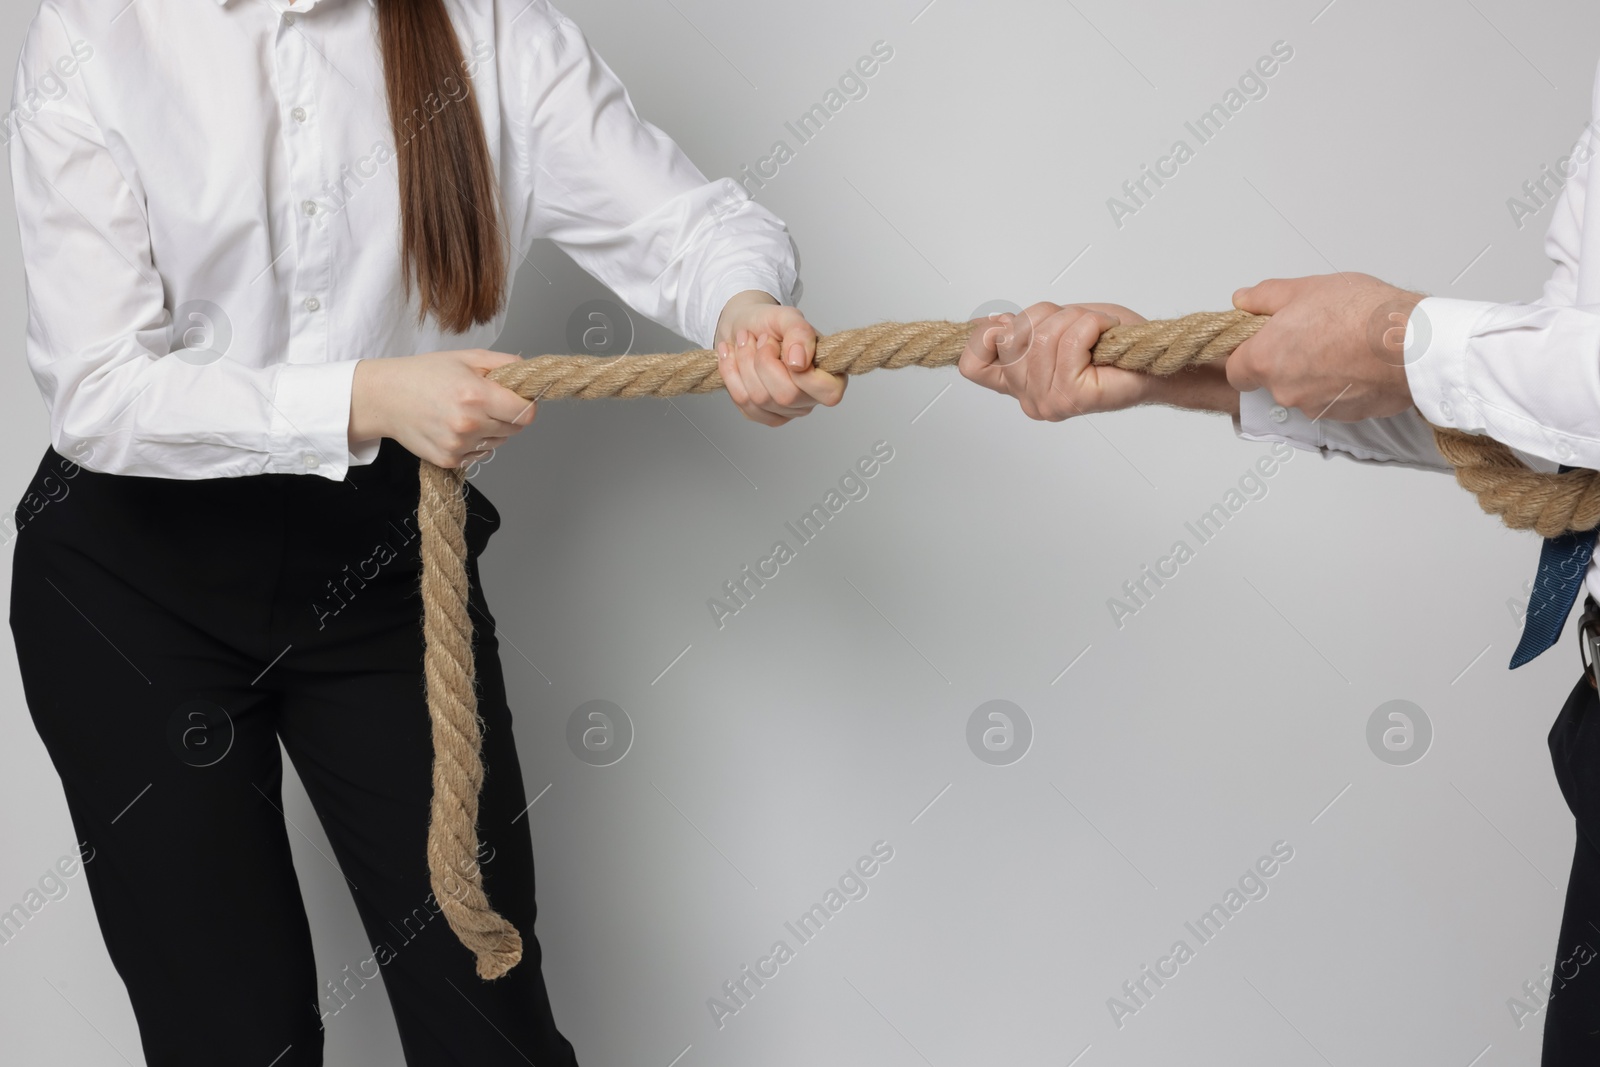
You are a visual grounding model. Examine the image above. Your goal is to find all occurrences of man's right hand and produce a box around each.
[349,349,539,469]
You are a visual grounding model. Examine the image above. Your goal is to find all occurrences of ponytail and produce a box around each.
[376,0,507,334]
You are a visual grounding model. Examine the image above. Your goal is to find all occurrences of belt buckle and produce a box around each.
[1581,601,1600,690]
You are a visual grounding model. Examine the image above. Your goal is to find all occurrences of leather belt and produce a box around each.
[1581,595,1600,690]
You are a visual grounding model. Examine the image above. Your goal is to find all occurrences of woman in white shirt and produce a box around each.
[6,1,842,1062]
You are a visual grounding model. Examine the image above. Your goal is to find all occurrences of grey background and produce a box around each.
[1,0,1594,1063]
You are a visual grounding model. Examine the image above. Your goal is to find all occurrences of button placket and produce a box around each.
[273,4,335,472]
[277,12,332,344]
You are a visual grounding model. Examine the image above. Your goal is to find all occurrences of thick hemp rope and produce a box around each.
[421,310,1593,977]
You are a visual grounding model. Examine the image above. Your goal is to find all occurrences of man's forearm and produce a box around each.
[1145,364,1239,417]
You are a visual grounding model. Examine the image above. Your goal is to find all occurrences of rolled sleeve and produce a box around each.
[1405,296,1600,469]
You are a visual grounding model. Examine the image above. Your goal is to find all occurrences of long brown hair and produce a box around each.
[376,0,507,334]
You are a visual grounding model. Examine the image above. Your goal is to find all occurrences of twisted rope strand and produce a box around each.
[422,312,1595,977]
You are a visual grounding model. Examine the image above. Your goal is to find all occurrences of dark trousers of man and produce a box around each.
[8,439,578,1067]
[1545,657,1600,1062]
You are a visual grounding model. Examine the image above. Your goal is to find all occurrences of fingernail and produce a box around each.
[787,343,804,368]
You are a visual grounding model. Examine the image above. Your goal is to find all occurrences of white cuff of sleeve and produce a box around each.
[1233,387,1327,455]
[350,433,382,468]
[271,359,363,480]
[1404,296,1483,432]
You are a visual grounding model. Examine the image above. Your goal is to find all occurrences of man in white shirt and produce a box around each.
[958,54,1600,1067]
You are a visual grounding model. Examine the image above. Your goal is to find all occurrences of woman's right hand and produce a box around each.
[348,349,538,469]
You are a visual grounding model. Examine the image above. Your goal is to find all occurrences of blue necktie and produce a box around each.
[1510,465,1598,668]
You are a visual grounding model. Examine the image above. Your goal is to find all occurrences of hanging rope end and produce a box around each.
[473,928,524,980]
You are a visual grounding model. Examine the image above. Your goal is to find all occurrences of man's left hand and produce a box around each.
[1227,272,1425,421]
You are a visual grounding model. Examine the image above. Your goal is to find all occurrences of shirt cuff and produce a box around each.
[1233,387,1453,470]
[270,359,363,480]
[1234,387,1326,454]
[1403,296,1481,432]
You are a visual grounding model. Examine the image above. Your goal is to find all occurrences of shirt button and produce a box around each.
[1269,405,1289,424]
[302,199,318,217]
[283,13,296,26]
[1558,441,1575,460]
[291,107,308,123]
[1438,400,1454,420]
[303,454,319,469]
[304,296,321,312]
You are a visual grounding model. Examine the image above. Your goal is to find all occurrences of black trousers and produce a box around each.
[8,440,578,1067]
[1546,669,1600,1061]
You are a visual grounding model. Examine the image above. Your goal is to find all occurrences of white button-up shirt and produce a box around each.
[9,0,797,480]
[1236,58,1600,602]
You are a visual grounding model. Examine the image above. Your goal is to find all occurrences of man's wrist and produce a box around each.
[1146,365,1240,416]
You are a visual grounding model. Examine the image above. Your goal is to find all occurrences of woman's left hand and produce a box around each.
[714,290,846,426]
